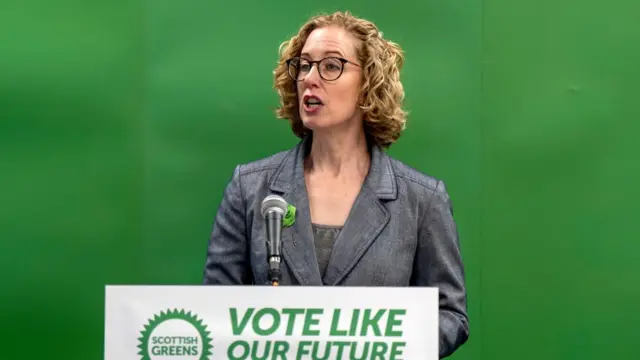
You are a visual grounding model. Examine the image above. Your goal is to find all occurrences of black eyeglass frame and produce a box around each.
[286,56,361,82]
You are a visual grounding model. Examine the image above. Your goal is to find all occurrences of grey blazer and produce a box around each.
[203,135,469,358]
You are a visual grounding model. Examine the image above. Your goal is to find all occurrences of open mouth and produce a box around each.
[305,97,322,106]
[303,95,323,112]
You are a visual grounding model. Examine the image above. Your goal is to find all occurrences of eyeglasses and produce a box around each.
[286,56,361,82]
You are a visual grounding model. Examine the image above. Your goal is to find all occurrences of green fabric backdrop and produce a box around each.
[1,0,638,359]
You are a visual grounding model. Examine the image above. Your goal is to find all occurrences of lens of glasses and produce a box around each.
[288,57,344,81]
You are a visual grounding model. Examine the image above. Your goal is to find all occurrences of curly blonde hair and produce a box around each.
[273,11,408,149]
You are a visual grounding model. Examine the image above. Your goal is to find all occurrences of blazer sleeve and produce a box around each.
[412,180,469,358]
[203,165,253,285]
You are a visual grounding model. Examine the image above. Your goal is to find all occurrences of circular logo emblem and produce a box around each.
[137,309,213,360]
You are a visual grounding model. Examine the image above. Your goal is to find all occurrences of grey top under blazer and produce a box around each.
[203,135,469,358]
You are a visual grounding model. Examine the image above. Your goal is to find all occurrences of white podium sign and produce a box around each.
[105,285,438,360]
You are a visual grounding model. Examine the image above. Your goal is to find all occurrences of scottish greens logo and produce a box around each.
[137,309,213,360]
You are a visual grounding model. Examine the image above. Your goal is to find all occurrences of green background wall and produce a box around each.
[1,0,638,359]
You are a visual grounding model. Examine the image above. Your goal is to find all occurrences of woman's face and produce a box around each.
[296,26,363,132]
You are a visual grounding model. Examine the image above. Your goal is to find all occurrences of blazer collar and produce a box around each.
[267,134,397,286]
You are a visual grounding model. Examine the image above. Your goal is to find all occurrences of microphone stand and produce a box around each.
[268,250,281,286]
[269,264,280,286]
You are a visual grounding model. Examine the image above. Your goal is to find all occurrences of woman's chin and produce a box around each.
[300,117,323,130]
[301,115,345,130]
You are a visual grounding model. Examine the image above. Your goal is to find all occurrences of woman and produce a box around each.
[203,11,469,358]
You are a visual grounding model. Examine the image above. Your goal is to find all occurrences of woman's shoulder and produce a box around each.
[386,155,442,190]
[227,141,304,192]
[235,147,293,177]
[221,147,296,204]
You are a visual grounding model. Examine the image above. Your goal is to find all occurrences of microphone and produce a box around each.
[260,195,288,286]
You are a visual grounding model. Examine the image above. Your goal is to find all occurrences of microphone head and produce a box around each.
[261,195,288,218]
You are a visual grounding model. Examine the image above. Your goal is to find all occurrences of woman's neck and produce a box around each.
[305,127,370,178]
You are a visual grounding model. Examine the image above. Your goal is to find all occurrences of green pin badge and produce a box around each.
[283,204,296,227]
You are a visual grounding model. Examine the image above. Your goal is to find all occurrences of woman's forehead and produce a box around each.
[301,27,358,59]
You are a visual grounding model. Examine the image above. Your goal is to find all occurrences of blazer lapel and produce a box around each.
[322,145,397,285]
[267,135,398,286]
[268,137,323,286]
